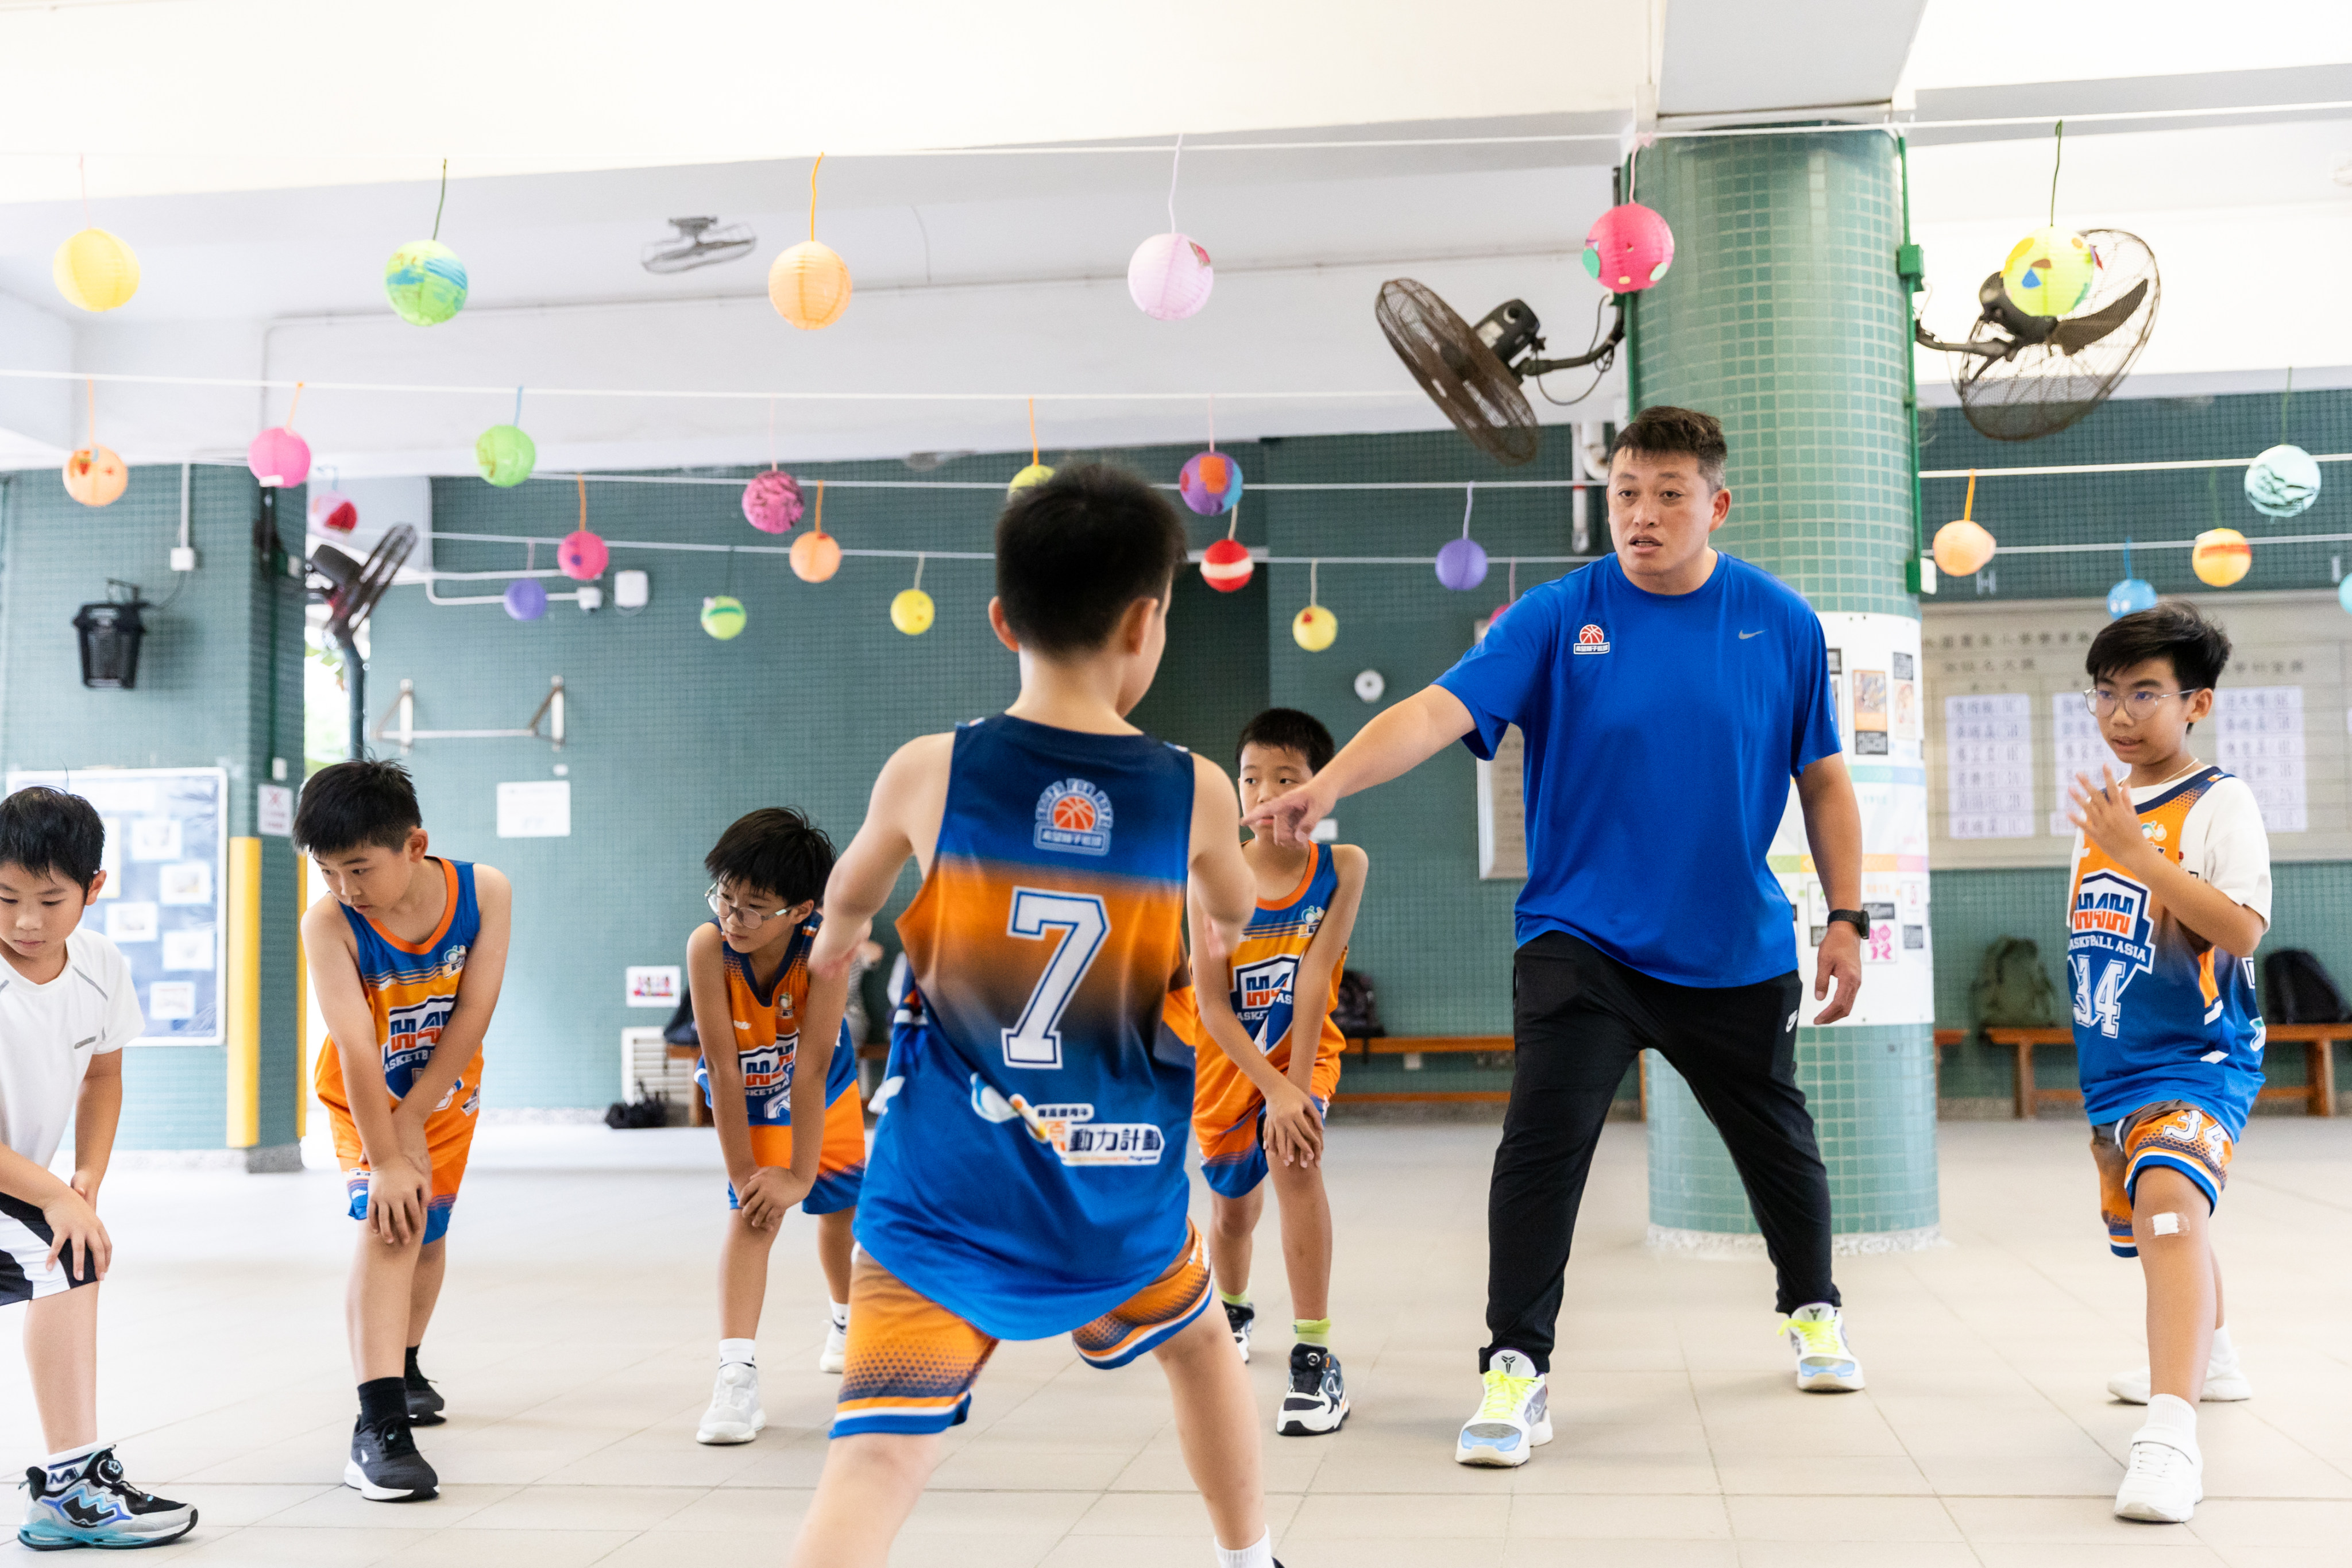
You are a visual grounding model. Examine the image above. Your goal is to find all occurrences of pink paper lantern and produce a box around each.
[1581,202,1675,293]
[557,528,608,581]
[1127,231,1214,320]
[247,426,312,488]
[308,489,358,534]
[742,469,804,534]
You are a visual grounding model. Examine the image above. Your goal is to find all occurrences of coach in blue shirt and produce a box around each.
[1246,407,1868,1466]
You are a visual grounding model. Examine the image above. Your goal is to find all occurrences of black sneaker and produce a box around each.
[1276,1343,1349,1436]
[404,1367,446,1427]
[1223,1300,1255,1363]
[18,1447,196,1550]
[345,1418,438,1502]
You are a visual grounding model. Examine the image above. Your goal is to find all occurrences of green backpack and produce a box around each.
[1971,936,2060,1029]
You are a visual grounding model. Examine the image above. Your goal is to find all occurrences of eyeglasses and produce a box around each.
[706,886,794,928]
[2082,688,2203,716]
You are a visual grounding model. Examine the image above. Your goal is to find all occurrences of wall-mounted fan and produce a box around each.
[1915,229,2159,442]
[310,524,416,759]
[1376,280,1625,466]
[641,216,758,275]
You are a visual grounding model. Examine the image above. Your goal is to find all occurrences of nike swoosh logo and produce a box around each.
[1739,629,1764,639]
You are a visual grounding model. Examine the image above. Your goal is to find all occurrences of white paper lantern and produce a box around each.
[1127,232,1214,320]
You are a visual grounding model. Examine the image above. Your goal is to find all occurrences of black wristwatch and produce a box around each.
[1825,909,1871,938]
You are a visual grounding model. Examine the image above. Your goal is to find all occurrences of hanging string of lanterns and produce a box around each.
[62,380,127,507]
[769,153,852,330]
[384,160,468,327]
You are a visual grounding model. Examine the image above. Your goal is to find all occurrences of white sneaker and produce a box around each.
[819,1318,848,1375]
[2114,1426,2202,1523]
[695,1362,764,1445]
[2108,1362,2252,1404]
[1784,1303,1866,1392]
[1455,1349,1551,1467]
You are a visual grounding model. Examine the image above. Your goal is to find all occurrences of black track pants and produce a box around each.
[1481,931,1839,1374]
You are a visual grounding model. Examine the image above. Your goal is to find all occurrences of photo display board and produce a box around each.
[1922,592,2347,868]
[3,767,227,1044]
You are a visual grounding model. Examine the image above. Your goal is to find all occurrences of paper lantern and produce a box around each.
[2106,578,2157,619]
[1127,232,1214,320]
[701,594,747,640]
[247,426,311,488]
[1932,519,1995,578]
[2000,226,2095,318]
[1179,451,1243,515]
[61,447,126,508]
[1292,603,1337,652]
[2192,528,2251,587]
[1200,537,1253,593]
[308,490,358,534]
[2338,574,2352,616]
[503,579,547,621]
[384,239,468,326]
[1436,536,1488,591]
[768,241,851,329]
[742,469,804,534]
[1007,462,1055,497]
[52,228,140,312]
[2244,444,2321,519]
[1581,203,1675,292]
[557,528,608,581]
[790,530,841,584]
[891,588,935,636]
[474,425,536,488]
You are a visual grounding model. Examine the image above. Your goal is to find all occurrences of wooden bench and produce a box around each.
[1333,1036,1514,1106]
[1979,1025,2342,1119]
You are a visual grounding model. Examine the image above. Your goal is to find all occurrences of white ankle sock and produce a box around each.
[2209,1324,2237,1370]
[1215,1530,1274,1568]
[829,1300,849,1331]
[2144,1392,2197,1442]
[719,1338,758,1368]
[43,1440,101,1469]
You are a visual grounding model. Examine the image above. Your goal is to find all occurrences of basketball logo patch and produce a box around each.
[1034,777,1114,855]
[1573,623,1611,655]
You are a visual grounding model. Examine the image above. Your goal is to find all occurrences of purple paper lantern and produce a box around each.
[503,578,548,621]
[742,469,804,534]
[1177,450,1243,515]
[557,528,608,581]
[1436,536,1488,590]
[247,426,312,488]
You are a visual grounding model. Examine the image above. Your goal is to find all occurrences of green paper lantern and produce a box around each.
[476,424,536,488]
[384,238,468,326]
[701,594,747,640]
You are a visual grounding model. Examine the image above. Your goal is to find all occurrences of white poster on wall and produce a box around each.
[2215,686,2307,833]
[497,781,571,838]
[1770,611,1932,1027]
[626,965,682,1009]
[1944,693,2034,839]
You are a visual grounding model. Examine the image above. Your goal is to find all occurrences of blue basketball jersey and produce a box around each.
[335,857,481,1101]
[855,716,1196,1340]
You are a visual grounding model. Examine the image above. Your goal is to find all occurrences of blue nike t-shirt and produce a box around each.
[1435,551,1840,988]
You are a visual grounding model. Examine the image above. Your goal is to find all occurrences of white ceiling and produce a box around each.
[0,0,2347,474]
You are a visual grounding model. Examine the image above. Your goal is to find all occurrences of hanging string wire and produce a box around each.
[576,472,586,531]
[1166,132,1184,231]
[77,153,90,229]
[766,396,778,470]
[284,380,305,430]
[1507,557,1517,601]
[911,552,925,593]
[1309,559,1320,606]
[1225,502,1239,542]
[84,378,94,447]
[2047,120,2064,226]
[1207,391,1215,452]
[432,159,449,242]
[1461,480,1477,537]
[1963,469,1977,521]
[512,385,523,427]
[722,544,735,596]
[1027,397,1038,465]
[813,478,825,533]
[808,152,825,241]
[2282,366,2295,445]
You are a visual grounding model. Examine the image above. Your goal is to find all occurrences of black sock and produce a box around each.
[404,1346,425,1384]
[358,1376,407,1430]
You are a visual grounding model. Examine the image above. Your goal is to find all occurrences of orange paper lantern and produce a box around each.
[63,446,126,507]
[768,155,851,329]
[2192,528,2251,588]
[1930,470,1995,577]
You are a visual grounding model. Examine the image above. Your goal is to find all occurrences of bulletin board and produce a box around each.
[3,767,227,1044]
[1921,590,2348,869]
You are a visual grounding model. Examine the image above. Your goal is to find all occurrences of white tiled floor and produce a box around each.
[3,1116,2348,1565]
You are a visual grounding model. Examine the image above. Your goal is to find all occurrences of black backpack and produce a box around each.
[604,1080,672,1129]
[2264,948,2351,1023]
[1971,936,2060,1029]
[1331,968,1385,1040]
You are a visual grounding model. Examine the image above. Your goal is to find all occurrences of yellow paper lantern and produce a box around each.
[52,227,140,312]
[1292,604,1337,652]
[2192,528,2251,588]
[891,588,935,635]
[62,446,127,507]
[1007,462,1055,497]
[768,240,851,330]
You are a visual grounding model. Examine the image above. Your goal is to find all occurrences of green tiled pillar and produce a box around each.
[1628,130,1940,1250]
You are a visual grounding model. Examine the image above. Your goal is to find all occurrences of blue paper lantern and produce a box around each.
[2337,575,2352,616]
[2107,578,2157,619]
[504,578,547,621]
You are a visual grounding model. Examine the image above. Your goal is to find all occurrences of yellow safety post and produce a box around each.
[226,837,261,1149]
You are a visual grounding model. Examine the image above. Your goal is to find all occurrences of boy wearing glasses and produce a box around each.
[686,808,860,1445]
[2061,603,2269,1525]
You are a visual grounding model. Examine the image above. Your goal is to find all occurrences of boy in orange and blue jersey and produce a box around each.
[791,465,1281,1568]
[686,808,860,1446]
[1166,708,1367,1438]
[2061,603,2270,1526]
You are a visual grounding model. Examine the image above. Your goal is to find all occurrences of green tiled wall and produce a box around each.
[1631,130,1938,1237]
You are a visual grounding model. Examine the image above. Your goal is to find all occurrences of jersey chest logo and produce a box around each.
[1034,778,1114,856]
[2069,868,2155,1037]
[1233,955,1298,1042]
[1573,623,1611,655]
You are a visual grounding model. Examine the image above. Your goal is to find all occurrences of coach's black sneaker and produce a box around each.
[403,1350,446,1427]
[18,1445,196,1550]
[1276,1343,1350,1436]
[345,1417,437,1502]
[1223,1299,1256,1363]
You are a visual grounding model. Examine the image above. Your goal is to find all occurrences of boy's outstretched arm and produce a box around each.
[396,866,513,1132]
[813,735,953,979]
[1281,844,1368,1099]
[305,897,426,1245]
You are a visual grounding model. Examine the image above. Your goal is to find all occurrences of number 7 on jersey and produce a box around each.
[1001,889,1110,1069]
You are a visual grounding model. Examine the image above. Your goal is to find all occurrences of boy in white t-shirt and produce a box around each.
[0,787,195,1550]
[2061,604,2270,1527]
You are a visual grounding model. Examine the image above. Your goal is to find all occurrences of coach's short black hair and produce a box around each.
[1237,708,1335,774]
[295,760,423,856]
[2087,601,2232,693]
[0,787,105,891]
[996,464,1188,659]
[1611,405,1729,493]
[705,808,835,907]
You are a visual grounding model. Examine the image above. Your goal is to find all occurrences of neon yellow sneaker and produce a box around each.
[1784,1303,1865,1392]
[1454,1349,1551,1466]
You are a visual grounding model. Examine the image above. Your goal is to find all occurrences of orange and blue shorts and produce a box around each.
[831,1220,1213,1438]
[2091,1099,2235,1258]
[1174,986,1342,1200]
[723,1076,867,1217]
[317,1046,482,1246]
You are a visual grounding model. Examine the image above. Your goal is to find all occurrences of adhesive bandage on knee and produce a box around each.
[2150,1212,2183,1237]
